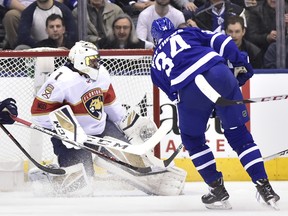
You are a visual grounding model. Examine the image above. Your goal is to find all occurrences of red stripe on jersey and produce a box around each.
[31,97,62,115]
[104,84,116,105]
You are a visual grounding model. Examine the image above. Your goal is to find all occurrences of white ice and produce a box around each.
[0,179,287,216]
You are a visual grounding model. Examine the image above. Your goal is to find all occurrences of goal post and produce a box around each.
[0,48,160,173]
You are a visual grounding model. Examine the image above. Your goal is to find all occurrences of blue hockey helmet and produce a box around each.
[151,17,175,44]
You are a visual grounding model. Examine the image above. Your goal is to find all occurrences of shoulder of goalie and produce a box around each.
[28,163,93,197]
[118,108,158,145]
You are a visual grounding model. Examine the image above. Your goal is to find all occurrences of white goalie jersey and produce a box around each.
[31,64,126,135]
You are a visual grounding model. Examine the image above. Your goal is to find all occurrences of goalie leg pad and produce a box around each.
[28,163,93,197]
[145,166,187,196]
[94,156,187,196]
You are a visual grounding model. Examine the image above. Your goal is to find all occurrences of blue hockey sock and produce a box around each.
[237,143,267,183]
[189,144,222,184]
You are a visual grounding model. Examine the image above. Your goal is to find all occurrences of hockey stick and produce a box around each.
[12,116,179,173]
[216,94,288,106]
[49,105,170,156]
[263,148,288,162]
[0,123,66,175]
[49,105,180,169]
[163,143,184,166]
[145,143,184,168]
[12,116,151,173]
[195,74,288,106]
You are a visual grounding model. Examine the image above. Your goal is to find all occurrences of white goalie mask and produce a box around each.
[68,41,100,80]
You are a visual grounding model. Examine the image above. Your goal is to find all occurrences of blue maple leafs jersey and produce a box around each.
[151,27,253,101]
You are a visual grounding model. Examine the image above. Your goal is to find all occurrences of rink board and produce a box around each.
[174,157,288,182]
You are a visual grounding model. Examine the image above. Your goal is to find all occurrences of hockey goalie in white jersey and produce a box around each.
[29,41,186,196]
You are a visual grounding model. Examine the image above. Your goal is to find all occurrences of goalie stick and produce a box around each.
[49,105,170,156]
[12,116,180,174]
[0,123,66,175]
[195,74,288,106]
[49,105,178,170]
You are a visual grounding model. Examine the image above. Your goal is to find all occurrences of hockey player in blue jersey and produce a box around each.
[150,17,279,210]
[0,98,18,124]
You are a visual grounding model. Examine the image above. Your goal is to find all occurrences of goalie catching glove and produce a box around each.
[118,109,158,145]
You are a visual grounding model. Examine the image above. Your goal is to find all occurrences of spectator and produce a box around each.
[1,0,34,49]
[136,0,185,43]
[15,0,77,50]
[72,0,123,44]
[33,13,74,49]
[186,0,246,34]
[97,13,154,49]
[225,15,263,68]
[114,0,200,23]
[263,39,288,69]
[246,0,288,54]
[113,0,155,25]
[230,0,257,8]
[57,0,77,10]
[98,13,154,49]
[171,0,199,11]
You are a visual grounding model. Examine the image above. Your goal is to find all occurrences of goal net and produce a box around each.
[0,48,157,172]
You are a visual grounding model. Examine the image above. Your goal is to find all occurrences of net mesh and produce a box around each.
[0,49,154,168]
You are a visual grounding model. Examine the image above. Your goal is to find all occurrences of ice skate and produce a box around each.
[202,177,232,210]
[255,179,280,210]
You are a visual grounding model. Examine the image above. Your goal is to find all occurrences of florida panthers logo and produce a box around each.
[81,88,103,120]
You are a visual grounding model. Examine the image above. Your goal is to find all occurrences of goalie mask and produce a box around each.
[151,17,175,45]
[68,41,100,80]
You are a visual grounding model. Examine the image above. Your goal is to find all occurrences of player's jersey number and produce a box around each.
[153,34,191,76]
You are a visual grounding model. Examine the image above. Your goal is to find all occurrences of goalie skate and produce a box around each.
[202,178,232,210]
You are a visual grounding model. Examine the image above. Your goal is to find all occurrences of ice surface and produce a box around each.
[0,180,287,216]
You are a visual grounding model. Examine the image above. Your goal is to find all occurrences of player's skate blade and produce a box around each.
[268,198,280,211]
[256,194,280,211]
[204,200,232,210]
[202,177,231,210]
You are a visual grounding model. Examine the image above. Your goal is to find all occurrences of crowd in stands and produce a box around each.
[0,0,288,69]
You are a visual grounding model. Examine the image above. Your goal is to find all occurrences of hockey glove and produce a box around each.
[236,67,253,86]
[229,51,254,87]
[0,98,18,124]
[118,109,157,145]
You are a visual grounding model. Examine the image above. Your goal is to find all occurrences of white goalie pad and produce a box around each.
[146,166,187,196]
[28,163,93,197]
[118,109,158,145]
[94,156,187,196]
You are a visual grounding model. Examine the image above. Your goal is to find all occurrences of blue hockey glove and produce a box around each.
[0,98,18,124]
[235,52,254,86]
